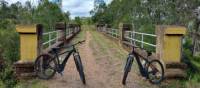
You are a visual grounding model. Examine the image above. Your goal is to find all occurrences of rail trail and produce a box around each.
[41,25,157,88]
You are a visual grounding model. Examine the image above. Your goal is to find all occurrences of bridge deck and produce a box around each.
[38,25,159,88]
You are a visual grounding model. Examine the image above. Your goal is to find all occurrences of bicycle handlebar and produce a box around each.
[53,40,85,50]
[73,40,86,46]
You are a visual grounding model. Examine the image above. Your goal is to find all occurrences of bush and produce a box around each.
[0,64,18,88]
[0,27,19,87]
[0,28,19,63]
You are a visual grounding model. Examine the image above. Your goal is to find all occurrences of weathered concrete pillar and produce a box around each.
[14,24,43,79]
[77,24,81,33]
[119,23,132,41]
[97,24,106,32]
[106,24,111,34]
[96,24,104,32]
[55,22,66,42]
[78,25,81,32]
[156,25,187,78]
[156,25,186,63]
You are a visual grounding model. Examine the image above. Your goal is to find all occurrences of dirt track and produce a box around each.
[42,27,153,88]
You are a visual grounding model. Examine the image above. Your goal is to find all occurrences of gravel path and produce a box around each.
[42,27,153,88]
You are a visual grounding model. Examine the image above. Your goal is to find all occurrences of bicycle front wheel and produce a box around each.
[74,55,86,84]
[122,56,133,85]
[147,59,164,84]
[35,54,57,80]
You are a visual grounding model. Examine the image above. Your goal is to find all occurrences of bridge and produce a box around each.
[13,22,187,87]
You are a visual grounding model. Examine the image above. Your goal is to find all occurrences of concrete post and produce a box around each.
[55,22,66,42]
[156,25,187,78]
[119,23,132,41]
[14,24,43,79]
[156,25,186,63]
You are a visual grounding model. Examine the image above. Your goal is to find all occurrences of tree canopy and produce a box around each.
[91,0,200,30]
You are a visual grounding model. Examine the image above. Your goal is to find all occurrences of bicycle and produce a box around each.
[122,46,164,85]
[35,40,86,84]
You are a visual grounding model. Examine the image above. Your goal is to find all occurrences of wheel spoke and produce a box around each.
[147,60,164,84]
[35,54,56,79]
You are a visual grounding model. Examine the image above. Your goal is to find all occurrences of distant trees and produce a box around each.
[74,16,82,25]
[0,0,70,30]
[90,0,108,24]
[0,1,71,87]
[91,0,200,29]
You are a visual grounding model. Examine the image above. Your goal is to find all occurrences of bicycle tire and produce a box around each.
[147,59,164,84]
[74,55,86,84]
[35,54,56,80]
[122,56,133,85]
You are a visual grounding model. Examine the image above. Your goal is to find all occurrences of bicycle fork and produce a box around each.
[73,52,81,71]
[125,54,134,72]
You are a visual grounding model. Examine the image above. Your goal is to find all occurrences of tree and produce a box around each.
[34,0,66,30]
[64,11,70,22]
[74,16,82,25]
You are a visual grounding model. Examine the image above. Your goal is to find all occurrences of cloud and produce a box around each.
[7,0,113,19]
[62,0,94,18]
[7,0,27,4]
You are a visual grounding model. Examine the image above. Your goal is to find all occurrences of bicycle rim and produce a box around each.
[147,60,164,84]
[35,54,56,80]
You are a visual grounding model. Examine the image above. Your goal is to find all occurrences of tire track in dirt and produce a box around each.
[43,30,114,88]
[42,26,153,88]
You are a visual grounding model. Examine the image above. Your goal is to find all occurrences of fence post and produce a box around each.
[49,33,51,46]
[14,24,43,79]
[141,34,144,48]
[131,32,134,45]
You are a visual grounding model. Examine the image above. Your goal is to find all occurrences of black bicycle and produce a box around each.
[122,46,164,85]
[35,40,86,84]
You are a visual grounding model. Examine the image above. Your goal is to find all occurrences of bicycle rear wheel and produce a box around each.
[74,55,86,84]
[122,56,134,85]
[35,54,57,80]
[147,60,164,84]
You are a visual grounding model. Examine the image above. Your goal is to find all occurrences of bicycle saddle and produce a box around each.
[52,47,60,50]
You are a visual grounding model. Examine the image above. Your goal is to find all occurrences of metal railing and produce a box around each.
[66,28,73,36]
[125,31,156,48]
[42,27,79,48]
[105,28,119,38]
[42,30,61,48]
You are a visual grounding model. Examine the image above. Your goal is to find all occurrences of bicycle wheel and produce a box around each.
[74,55,86,84]
[122,56,134,85]
[147,60,164,84]
[35,54,57,80]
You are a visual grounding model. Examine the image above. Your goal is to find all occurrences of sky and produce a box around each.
[7,0,113,18]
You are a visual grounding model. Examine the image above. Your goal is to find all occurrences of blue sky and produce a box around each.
[7,0,112,18]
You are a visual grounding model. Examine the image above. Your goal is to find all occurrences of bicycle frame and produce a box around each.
[52,46,79,73]
[130,46,149,77]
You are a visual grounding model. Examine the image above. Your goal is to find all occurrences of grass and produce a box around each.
[89,25,128,59]
[14,79,47,88]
